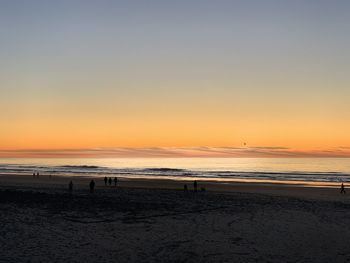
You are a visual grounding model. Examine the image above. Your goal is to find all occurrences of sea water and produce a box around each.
[0,158,349,184]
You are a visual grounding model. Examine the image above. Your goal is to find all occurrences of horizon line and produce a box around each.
[1,147,350,158]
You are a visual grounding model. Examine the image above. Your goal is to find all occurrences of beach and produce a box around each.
[1,174,350,262]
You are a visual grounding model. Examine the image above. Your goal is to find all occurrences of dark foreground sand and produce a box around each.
[1,174,350,263]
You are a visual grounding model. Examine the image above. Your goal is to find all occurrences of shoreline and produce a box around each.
[1,173,349,202]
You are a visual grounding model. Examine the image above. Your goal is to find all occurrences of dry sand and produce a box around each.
[1,174,350,262]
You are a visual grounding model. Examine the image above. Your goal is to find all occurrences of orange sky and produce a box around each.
[1,77,349,156]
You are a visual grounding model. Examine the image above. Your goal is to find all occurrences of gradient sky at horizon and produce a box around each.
[1,0,350,156]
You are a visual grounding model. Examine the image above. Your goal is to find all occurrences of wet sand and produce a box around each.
[1,174,350,262]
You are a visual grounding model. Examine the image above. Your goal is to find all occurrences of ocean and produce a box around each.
[0,158,349,185]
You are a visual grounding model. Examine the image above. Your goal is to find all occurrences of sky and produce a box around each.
[1,0,350,157]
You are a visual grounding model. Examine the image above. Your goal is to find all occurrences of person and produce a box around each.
[33,172,35,178]
[114,177,118,187]
[194,180,198,192]
[69,181,73,193]
[90,180,95,193]
[184,184,188,192]
[37,172,40,178]
[340,183,346,194]
[108,177,112,186]
[104,176,107,186]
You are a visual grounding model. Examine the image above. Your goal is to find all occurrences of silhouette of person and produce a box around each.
[90,180,95,193]
[69,180,73,193]
[184,184,188,192]
[33,172,35,178]
[114,177,118,187]
[37,172,39,178]
[194,180,198,192]
[104,176,107,186]
[108,177,112,186]
[340,183,346,194]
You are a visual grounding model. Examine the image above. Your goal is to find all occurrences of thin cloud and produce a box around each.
[1,147,350,158]
[252,147,290,150]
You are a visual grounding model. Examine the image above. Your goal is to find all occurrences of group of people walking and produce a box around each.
[32,172,53,178]
[183,180,204,193]
[68,178,202,194]
[68,176,119,194]
[104,176,118,187]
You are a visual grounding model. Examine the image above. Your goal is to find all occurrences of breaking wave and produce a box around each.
[0,163,349,183]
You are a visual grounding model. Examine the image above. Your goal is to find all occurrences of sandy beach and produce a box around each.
[1,174,350,262]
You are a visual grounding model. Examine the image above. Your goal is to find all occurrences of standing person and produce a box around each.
[108,177,112,186]
[33,172,35,178]
[104,176,107,186]
[90,180,95,193]
[68,181,73,193]
[194,180,198,192]
[114,177,118,187]
[184,184,188,192]
[340,183,346,194]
